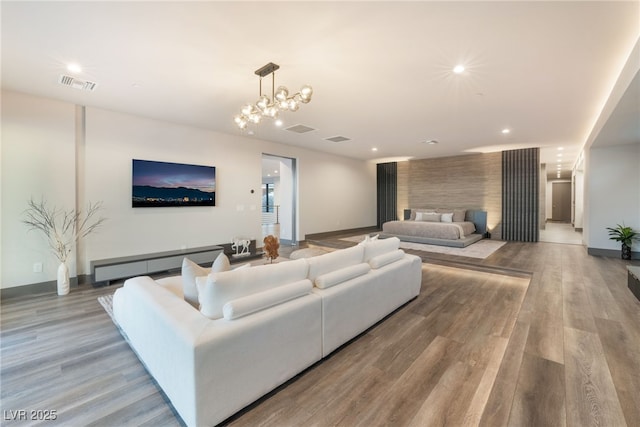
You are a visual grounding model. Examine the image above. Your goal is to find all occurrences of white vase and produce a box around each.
[57,262,70,296]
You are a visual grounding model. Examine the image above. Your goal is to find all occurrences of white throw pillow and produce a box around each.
[211,252,231,272]
[181,258,211,308]
[441,213,454,223]
[357,234,380,245]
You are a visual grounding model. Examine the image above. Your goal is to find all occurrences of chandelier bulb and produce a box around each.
[300,84,313,102]
[288,98,299,111]
[275,86,289,102]
[256,95,269,111]
[234,114,248,129]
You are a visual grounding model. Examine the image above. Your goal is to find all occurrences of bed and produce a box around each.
[380,208,488,248]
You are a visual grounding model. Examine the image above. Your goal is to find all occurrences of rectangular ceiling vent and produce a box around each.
[324,136,351,143]
[58,75,97,91]
[285,124,316,134]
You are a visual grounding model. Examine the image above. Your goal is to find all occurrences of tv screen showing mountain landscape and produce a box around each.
[132,159,216,207]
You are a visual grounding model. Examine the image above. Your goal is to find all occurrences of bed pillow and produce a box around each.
[420,212,441,222]
[441,213,454,223]
[410,209,436,220]
[453,209,467,222]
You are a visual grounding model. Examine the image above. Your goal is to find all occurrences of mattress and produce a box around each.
[382,220,476,240]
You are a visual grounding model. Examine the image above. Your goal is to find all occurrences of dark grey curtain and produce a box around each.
[377,162,397,229]
[502,148,539,242]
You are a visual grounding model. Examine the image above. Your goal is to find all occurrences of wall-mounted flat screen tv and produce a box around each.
[132,159,216,207]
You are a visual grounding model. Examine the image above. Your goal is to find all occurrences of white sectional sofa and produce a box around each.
[112,237,422,427]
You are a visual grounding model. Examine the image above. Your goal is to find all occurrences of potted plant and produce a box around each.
[23,198,106,295]
[606,223,638,260]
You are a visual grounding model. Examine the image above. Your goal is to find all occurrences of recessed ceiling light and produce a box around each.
[274,170,278,174]
[501,128,510,134]
[558,147,564,151]
[67,63,82,74]
[274,119,283,127]
[372,147,378,152]
[423,140,439,145]
[453,65,465,74]
[557,153,563,157]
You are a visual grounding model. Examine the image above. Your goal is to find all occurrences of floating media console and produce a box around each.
[91,245,223,285]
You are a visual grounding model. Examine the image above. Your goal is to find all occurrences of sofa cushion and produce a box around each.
[197,258,309,319]
[181,258,211,307]
[306,245,364,283]
[362,236,401,262]
[222,279,313,320]
[314,263,371,289]
[368,249,405,269]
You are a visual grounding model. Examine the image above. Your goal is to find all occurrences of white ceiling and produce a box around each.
[2,1,639,180]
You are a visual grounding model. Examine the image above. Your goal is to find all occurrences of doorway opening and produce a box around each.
[261,154,297,246]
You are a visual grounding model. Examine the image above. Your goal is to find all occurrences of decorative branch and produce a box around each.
[22,198,106,263]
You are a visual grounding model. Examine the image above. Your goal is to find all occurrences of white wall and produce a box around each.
[587,143,640,250]
[1,91,77,287]
[1,90,376,289]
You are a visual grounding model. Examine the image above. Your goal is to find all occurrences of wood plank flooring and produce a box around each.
[1,239,639,426]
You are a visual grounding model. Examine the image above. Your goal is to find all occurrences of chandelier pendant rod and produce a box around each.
[271,72,275,102]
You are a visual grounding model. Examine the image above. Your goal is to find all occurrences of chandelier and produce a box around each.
[234,62,313,129]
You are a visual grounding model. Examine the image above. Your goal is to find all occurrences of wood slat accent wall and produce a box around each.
[502,148,539,242]
[397,160,409,221]
[376,162,398,228]
[398,152,503,239]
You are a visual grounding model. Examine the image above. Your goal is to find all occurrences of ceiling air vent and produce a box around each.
[285,124,316,134]
[324,136,351,143]
[58,75,97,91]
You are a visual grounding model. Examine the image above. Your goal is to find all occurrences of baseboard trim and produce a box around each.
[305,226,379,240]
[587,247,639,260]
[0,274,92,300]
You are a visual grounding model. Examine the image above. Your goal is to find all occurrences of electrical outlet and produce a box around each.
[33,262,43,273]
